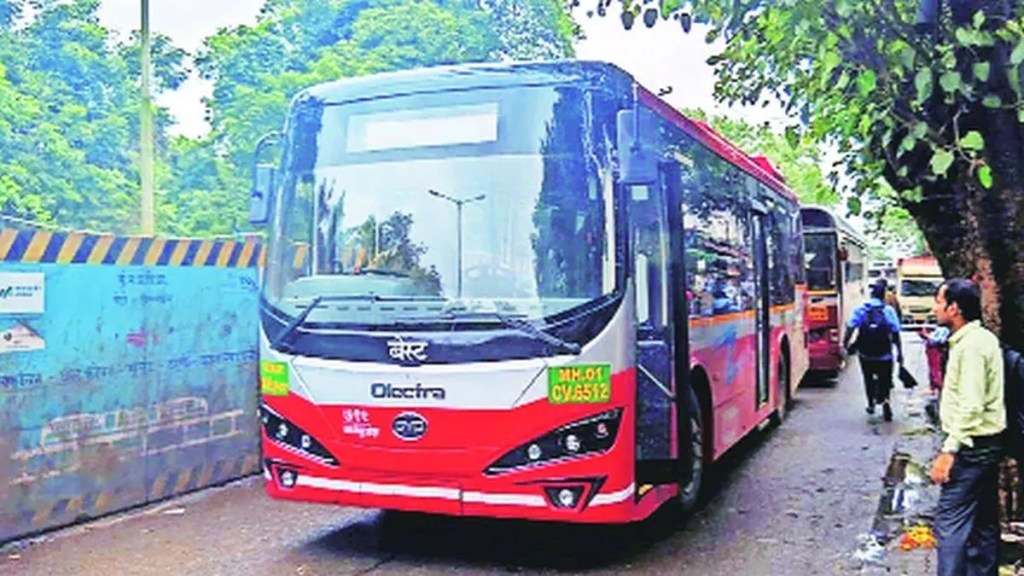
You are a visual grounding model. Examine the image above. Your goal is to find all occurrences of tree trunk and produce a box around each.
[902,0,1024,352]
[894,0,1024,526]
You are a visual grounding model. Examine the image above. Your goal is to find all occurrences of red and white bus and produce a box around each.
[249,61,809,524]
[800,207,867,377]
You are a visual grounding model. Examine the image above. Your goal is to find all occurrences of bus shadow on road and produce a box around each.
[302,427,782,572]
[306,505,686,571]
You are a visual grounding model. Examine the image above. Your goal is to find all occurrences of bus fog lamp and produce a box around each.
[527,444,542,461]
[558,488,577,507]
[564,434,581,453]
[280,470,297,488]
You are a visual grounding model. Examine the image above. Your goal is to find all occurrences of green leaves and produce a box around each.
[847,196,861,215]
[960,131,985,151]
[821,50,841,76]
[897,45,915,70]
[1011,40,1024,65]
[939,71,962,95]
[930,149,955,176]
[954,27,994,47]
[857,70,877,96]
[978,165,994,189]
[915,68,933,103]
[973,62,990,82]
[784,125,800,149]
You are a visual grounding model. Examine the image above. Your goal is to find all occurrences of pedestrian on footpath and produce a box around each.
[921,324,952,425]
[930,278,1005,576]
[844,279,904,421]
[883,278,904,325]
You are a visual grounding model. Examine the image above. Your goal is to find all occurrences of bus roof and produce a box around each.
[898,255,942,277]
[303,60,632,105]
[298,60,801,206]
[800,206,867,247]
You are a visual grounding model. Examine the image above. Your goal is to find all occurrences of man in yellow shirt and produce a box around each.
[930,279,1005,576]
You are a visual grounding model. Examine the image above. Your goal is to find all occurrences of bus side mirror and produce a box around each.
[250,131,282,225]
[249,164,275,225]
[617,109,659,186]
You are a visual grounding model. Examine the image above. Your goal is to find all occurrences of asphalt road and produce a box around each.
[1,339,931,576]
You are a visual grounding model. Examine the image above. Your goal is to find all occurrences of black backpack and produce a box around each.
[1003,347,1024,456]
[855,306,893,358]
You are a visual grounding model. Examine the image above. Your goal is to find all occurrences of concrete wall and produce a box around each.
[0,225,263,542]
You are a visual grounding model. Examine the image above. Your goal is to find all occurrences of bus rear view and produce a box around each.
[800,207,866,376]
[250,61,807,524]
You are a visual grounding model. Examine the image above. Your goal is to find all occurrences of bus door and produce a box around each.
[628,162,691,487]
[750,206,771,408]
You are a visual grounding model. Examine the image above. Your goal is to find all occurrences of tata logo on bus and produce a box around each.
[392,412,428,441]
[370,382,446,401]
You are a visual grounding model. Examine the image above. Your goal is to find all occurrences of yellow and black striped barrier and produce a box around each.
[0,228,265,268]
[25,454,260,532]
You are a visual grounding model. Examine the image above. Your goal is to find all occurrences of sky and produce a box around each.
[95,1,790,139]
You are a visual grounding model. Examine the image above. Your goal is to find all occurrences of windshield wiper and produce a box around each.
[272,294,445,348]
[360,268,411,278]
[335,268,413,278]
[439,311,581,355]
[273,295,324,349]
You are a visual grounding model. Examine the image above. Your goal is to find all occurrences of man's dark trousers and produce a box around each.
[936,441,1002,576]
[859,357,893,406]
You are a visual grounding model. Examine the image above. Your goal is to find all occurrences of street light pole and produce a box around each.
[456,200,463,297]
[139,0,155,235]
[428,189,486,298]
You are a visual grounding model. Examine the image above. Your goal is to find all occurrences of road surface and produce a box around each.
[1,339,932,575]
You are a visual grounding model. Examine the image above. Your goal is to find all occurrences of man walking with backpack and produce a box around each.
[930,279,1004,576]
[844,280,904,421]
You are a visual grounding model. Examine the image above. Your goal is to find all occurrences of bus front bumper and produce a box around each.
[261,456,647,524]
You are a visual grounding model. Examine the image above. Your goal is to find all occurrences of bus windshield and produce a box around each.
[900,278,943,297]
[803,232,837,291]
[262,86,619,330]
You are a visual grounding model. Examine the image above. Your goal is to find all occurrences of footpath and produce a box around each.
[852,366,1022,575]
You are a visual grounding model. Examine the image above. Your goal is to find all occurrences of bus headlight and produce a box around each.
[484,409,623,475]
[259,404,338,467]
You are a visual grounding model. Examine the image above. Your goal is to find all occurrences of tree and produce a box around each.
[684,109,838,206]
[594,0,1024,348]
[0,0,185,233]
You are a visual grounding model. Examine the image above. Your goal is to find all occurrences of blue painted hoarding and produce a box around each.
[0,240,261,541]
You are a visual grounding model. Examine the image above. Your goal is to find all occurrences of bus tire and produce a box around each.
[772,353,791,425]
[678,387,705,513]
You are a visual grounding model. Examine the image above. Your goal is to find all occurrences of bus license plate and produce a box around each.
[548,364,612,404]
